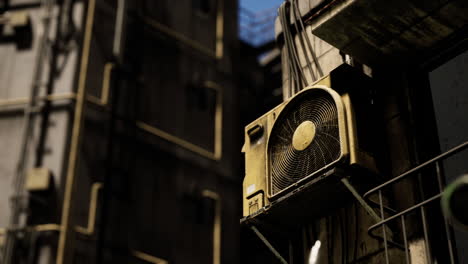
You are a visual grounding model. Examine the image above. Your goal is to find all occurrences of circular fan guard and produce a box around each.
[268,89,342,196]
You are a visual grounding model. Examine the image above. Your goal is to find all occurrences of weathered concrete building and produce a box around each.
[241,0,468,264]
[0,0,246,263]
[1,0,468,264]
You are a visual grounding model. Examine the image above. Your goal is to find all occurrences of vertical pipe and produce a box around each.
[3,0,54,262]
[378,190,389,264]
[55,0,96,262]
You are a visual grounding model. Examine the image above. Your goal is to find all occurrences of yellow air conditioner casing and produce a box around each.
[242,66,378,217]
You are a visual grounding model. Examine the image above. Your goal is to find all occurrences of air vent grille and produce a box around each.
[268,89,342,196]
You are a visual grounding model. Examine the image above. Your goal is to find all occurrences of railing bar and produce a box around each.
[251,226,289,264]
[368,226,405,250]
[401,215,411,264]
[364,141,468,198]
[443,216,457,264]
[366,197,398,213]
[368,194,442,231]
[341,178,381,222]
[435,161,444,192]
[420,206,433,264]
[435,161,457,264]
[378,191,390,264]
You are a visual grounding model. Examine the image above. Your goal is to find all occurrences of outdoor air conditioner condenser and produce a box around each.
[242,65,379,217]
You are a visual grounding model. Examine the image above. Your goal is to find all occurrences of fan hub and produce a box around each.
[292,121,316,151]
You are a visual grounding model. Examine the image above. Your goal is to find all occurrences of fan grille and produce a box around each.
[268,89,342,196]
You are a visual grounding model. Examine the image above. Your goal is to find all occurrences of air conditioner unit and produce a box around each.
[242,65,378,218]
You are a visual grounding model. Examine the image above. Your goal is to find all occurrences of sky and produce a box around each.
[239,0,284,12]
[238,0,284,46]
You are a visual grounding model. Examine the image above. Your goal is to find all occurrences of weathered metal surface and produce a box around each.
[309,0,468,65]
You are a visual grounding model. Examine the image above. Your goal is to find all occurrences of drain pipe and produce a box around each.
[55,0,96,262]
[2,0,55,263]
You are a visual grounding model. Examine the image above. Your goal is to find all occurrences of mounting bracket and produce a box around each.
[341,177,381,222]
[250,225,289,264]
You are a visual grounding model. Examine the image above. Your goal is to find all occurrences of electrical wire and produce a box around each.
[291,0,315,83]
[279,3,299,94]
[279,0,325,100]
[279,1,307,97]
[291,0,323,78]
[282,46,292,99]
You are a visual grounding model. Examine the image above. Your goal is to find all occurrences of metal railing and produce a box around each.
[239,6,277,47]
[364,141,468,264]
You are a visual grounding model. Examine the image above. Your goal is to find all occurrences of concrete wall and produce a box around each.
[1,0,242,263]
